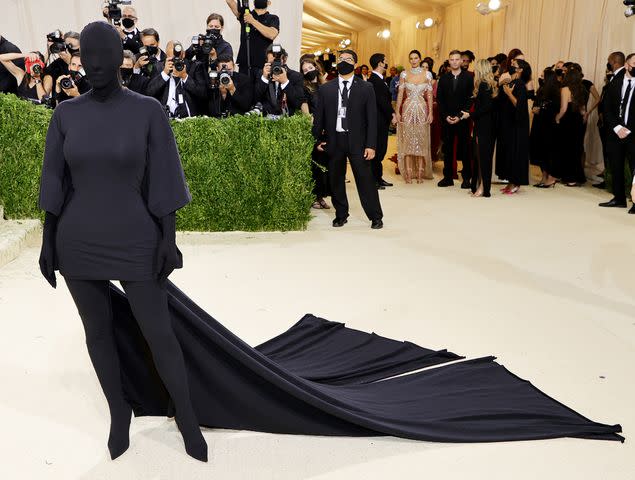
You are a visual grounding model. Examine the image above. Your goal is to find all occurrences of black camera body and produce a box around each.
[107,0,132,26]
[194,29,222,58]
[60,77,74,90]
[208,70,220,89]
[173,43,186,72]
[270,44,285,79]
[47,31,65,54]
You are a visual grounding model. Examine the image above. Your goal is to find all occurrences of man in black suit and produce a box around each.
[599,53,635,212]
[145,41,207,118]
[436,50,474,187]
[313,49,384,229]
[254,45,305,117]
[208,54,254,117]
[0,35,23,94]
[367,53,396,189]
[595,51,626,189]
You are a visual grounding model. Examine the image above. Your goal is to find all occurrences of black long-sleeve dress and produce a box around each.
[38,88,192,280]
[530,88,561,177]
[497,80,530,185]
[304,83,330,199]
[471,82,496,196]
[558,102,587,184]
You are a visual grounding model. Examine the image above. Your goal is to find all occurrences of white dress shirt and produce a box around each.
[161,71,190,117]
[336,75,353,132]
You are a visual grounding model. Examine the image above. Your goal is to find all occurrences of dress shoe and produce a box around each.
[598,198,627,208]
[371,219,383,229]
[332,217,348,227]
[460,180,471,189]
[629,205,635,215]
[379,179,393,187]
[437,178,454,187]
[375,183,386,190]
[592,181,606,189]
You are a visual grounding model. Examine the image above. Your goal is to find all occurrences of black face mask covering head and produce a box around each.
[80,21,123,102]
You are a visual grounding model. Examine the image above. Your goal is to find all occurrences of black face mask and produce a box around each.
[304,70,318,82]
[555,68,563,76]
[65,44,80,56]
[254,0,268,9]
[508,66,517,75]
[337,61,355,76]
[145,45,159,56]
[80,21,123,101]
[122,18,135,30]
[491,65,499,74]
[120,67,133,80]
[606,62,613,72]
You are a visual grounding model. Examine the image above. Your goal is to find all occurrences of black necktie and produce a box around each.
[174,79,188,118]
[341,80,349,131]
[621,79,632,123]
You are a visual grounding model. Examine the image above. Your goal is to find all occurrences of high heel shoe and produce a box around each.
[536,182,556,188]
[108,403,132,460]
[175,413,208,462]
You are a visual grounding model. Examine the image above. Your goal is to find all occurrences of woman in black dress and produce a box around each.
[499,59,531,195]
[530,68,561,187]
[462,59,497,197]
[555,67,588,186]
[301,57,331,210]
[37,22,207,462]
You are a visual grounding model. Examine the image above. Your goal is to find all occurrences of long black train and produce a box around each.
[107,280,624,443]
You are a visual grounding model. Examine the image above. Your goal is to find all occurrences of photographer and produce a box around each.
[133,28,166,79]
[146,40,206,118]
[0,51,48,101]
[55,52,91,105]
[120,49,149,94]
[186,13,233,69]
[102,2,143,54]
[254,45,304,116]
[0,35,24,94]
[43,31,81,96]
[225,0,279,76]
[207,54,253,117]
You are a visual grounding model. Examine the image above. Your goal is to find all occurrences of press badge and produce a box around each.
[178,93,184,104]
[338,107,347,118]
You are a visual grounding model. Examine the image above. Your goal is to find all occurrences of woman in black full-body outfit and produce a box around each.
[37,22,207,462]
[499,59,531,195]
[463,59,497,197]
[530,68,561,187]
[555,67,589,186]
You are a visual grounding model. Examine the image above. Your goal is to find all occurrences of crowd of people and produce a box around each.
[0,2,634,227]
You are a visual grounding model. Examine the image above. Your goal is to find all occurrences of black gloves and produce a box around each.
[156,212,183,287]
[39,211,58,288]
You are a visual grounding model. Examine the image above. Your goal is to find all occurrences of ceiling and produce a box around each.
[302,0,457,51]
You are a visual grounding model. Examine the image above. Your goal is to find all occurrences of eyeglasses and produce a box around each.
[339,56,355,64]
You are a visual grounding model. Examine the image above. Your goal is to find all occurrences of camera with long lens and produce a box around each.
[138,46,158,75]
[219,67,232,86]
[173,43,186,72]
[106,0,132,26]
[194,29,222,59]
[270,44,285,79]
[47,30,65,54]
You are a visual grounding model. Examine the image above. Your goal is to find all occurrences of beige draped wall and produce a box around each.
[1,0,303,72]
[350,0,634,175]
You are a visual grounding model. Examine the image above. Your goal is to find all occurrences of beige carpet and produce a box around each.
[0,143,633,479]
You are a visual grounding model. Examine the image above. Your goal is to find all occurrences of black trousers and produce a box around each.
[441,121,470,181]
[606,134,635,202]
[471,131,494,196]
[329,132,383,221]
[372,122,390,183]
[64,277,199,427]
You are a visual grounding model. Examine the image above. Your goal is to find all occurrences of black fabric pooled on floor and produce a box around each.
[108,280,624,443]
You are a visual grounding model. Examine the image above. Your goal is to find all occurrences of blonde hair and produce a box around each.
[473,59,498,98]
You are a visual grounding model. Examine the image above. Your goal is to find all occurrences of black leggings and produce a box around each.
[64,278,198,426]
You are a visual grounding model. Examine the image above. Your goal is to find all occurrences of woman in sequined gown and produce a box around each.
[395,50,434,183]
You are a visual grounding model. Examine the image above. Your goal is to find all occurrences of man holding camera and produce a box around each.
[133,28,166,79]
[187,13,233,70]
[225,0,279,77]
[255,45,304,117]
[55,53,91,105]
[146,40,206,118]
[120,49,149,94]
[208,54,253,117]
[102,2,143,54]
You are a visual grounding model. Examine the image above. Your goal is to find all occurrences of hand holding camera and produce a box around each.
[57,75,80,96]
[262,63,272,79]
[272,67,288,85]
[163,58,175,75]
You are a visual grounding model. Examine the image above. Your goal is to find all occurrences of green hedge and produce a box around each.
[0,93,315,231]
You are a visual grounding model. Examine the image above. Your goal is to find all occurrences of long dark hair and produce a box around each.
[409,50,422,61]
[515,59,532,83]
[301,58,324,94]
[537,68,561,107]
[502,48,523,73]
[562,68,586,111]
